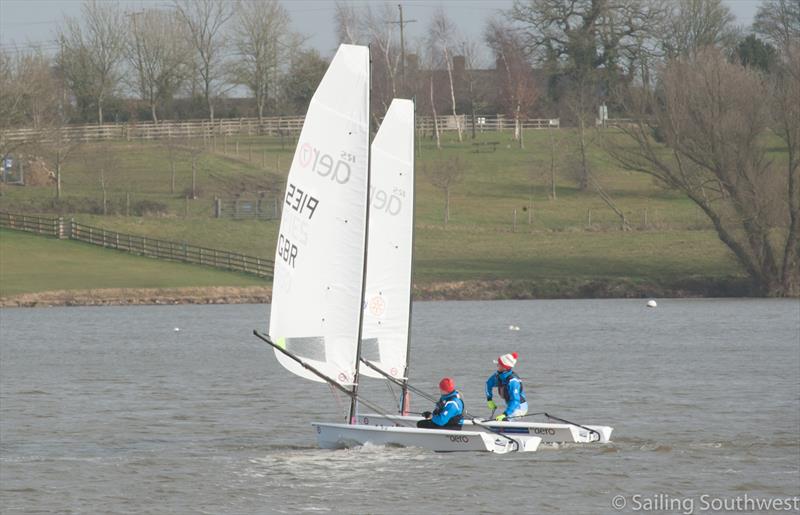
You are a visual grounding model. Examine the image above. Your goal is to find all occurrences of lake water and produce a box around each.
[1,299,798,514]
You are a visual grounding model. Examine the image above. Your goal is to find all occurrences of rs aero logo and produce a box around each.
[299,142,352,184]
[449,435,469,443]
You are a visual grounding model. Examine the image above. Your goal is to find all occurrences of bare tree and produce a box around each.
[231,0,295,124]
[607,49,800,295]
[39,128,81,200]
[82,144,119,214]
[186,139,207,199]
[754,0,800,54]
[546,124,562,200]
[660,0,737,57]
[425,156,466,225]
[459,38,487,139]
[174,0,233,123]
[771,44,800,294]
[126,9,190,124]
[428,9,463,142]
[334,3,401,121]
[0,49,60,164]
[334,2,363,45]
[164,137,186,194]
[485,18,539,148]
[563,77,596,190]
[58,0,125,123]
[0,50,25,164]
[363,4,401,119]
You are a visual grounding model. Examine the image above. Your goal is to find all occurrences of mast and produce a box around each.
[400,97,416,415]
[348,46,372,424]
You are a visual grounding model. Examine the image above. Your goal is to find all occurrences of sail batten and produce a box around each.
[268,45,370,385]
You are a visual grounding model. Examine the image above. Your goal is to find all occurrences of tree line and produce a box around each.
[0,0,792,127]
[1,0,798,296]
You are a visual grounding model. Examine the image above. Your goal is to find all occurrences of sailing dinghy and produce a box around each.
[352,95,613,448]
[255,44,539,453]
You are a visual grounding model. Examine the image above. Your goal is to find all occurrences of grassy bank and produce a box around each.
[0,229,265,297]
[0,128,767,298]
[0,225,746,305]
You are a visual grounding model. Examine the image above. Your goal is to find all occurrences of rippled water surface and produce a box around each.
[1,299,798,513]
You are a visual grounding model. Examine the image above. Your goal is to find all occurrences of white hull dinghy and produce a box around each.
[313,422,541,453]
[255,46,539,454]
[358,414,613,444]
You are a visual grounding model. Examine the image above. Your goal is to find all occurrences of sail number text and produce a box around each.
[285,183,319,219]
[277,233,298,268]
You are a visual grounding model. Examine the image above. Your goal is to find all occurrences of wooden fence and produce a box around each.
[213,198,279,220]
[2,114,566,144]
[0,212,273,279]
[0,212,63,237]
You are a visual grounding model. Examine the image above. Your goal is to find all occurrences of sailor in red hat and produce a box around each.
[416,377,465,430]
[485,352,528,421]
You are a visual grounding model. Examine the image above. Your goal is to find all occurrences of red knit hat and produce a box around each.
[439,377,455,393]
[495,352,519,370]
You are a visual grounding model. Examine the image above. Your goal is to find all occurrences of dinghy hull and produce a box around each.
[358,414,613,443]
[312,422,541,453]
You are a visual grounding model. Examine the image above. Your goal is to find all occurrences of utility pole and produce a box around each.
[389,4,416,96]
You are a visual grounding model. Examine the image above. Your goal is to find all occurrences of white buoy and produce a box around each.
[646,300,657,308]
[174,327,181,332]
[508,325,515,330]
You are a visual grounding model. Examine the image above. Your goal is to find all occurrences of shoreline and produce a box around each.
[0,277,754,308]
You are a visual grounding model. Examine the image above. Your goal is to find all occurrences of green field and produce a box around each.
[0,128,764,297]
[0,229,265,296]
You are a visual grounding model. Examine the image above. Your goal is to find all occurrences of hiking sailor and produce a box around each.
[417,377,465,430]
[486,352,528,421]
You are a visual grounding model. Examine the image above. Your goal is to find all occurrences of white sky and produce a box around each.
[0,0,764,60]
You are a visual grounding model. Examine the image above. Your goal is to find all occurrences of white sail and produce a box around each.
[361,99,415,379]
[268,45,370,384]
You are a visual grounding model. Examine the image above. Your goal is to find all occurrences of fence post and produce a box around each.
[57,216,64,238]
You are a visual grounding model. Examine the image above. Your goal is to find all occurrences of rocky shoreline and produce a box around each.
[0,276,753,308]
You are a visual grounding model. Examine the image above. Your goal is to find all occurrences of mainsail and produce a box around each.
[361,99,415,380]
[268,45,370,385]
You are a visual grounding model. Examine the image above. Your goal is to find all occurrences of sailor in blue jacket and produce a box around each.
[417,377,464,430]
[486,352,529,421]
